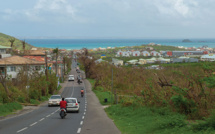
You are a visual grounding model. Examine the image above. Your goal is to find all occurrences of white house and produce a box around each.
[132,51,141,56]
[142,51,151,56]
[112,58,123,66]
[146,57,156,64]
[0,56,45,79]
[116,50,123,56]
[150,51,161,56]
[127,60,138,64]
[122,51,130,57]
[200,54,215,61]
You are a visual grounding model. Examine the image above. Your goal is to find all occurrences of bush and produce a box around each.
[0,102,22,116]
[30,99,40,105]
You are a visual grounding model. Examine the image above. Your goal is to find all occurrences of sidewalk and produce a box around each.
[81,79,121,134]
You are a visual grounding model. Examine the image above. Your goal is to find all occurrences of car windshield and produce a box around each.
[50,96,61,99]
[65,99,76,103]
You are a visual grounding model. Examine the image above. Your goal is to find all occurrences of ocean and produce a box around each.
[25,39,215,50]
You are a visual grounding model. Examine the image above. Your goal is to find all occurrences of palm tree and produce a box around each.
[53,48,59,75]
[8,38,15,48]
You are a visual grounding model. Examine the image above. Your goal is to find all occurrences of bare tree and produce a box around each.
[8,38,15,48]
[0,64,9,96]
[21,40,26,53]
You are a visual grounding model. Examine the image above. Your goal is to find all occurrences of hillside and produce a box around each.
[0,32,33,50]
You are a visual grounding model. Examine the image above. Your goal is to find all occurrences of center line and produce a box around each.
[17,127,28,133]
[84,109,86,111]
[46,115,50,117]
[30,122,37,127]
[80,121,83,125]
[39,118,45,121]
[82,116,84,119]
[84,112,86,115]
[77,128,81,133]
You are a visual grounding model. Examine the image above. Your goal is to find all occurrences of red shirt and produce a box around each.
[60,100,67,109]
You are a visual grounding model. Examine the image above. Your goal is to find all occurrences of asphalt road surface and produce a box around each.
[0,60,86,134]
[0,58,120,134]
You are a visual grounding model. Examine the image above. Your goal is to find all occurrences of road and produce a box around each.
[0,60,86,134]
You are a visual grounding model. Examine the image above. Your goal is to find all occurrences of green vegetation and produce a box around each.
[0,32,33,50]
[0,102,22,116]
[105,105,215,134]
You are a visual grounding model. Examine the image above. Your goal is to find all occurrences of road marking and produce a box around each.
[55,109,59,112]
[77,128,81,133]
[84,109,86,111]
[17,127,28,133]
[71,85,75,97]
[80,121,83,125]
[82,116,84,119]
[46,115,50,117]
[85,103,87,105]
[39,118,45,121]
[30,122,37,127]
[85,101,87,104]
[84,112,86,115]
[85,106,87,109]
[51,112,55,115]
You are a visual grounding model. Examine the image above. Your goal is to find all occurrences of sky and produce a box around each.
[0,0,215,39]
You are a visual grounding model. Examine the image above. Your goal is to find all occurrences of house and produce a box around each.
[0,45,12,59]
[200,54,215,61]
[101,54,106,58]
[142,51,150,56]
[146,57,156,64]
[127,60,138,65]
[132,51,141,56]
[116,50,123,56]
[112,58,123,66]
[95,59,105,64]
[24,50,45,57]
[122,51,130,57]
[171,58,199,63]
[150,51,161,56]
[157,57,170,63]
[0,56,45,79]
[138,59,147,65]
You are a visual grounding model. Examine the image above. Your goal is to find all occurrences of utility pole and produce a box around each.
[45,51,49,81]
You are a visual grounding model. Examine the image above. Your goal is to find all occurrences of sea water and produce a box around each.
[25,39,215,50]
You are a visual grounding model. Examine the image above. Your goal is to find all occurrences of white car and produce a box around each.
[65,98,80,113]
[48,95,62,107]
[68,75,75,81]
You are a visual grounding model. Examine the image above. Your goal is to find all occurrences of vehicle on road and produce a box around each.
[68,75,75,81]
[60,108,67,119]
[48,95,62,107]
[78,79,81,85]
[81,89,84,97]
[65,98,80,113]
[77,69,80,73]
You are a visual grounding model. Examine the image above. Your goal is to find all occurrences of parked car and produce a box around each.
[68,75,75,81]
[65,97,80,113]
[48,95,62,107]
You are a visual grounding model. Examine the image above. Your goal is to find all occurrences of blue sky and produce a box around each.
[0,0,215,39]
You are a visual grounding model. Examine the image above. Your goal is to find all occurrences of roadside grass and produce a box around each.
[0,102,22,116]
[105,105,215,134]
[88,78,113,105]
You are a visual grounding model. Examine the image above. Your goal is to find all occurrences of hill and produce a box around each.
[0,32,34,50]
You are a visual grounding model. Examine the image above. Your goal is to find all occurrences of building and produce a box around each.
[170,58,199,63]
[122,51,130,57]
[0,56,45,79]
[200,54,215,61]
[101,54,106,58]
[112,58,123,66]
[0,45,12,59]
[142,51,150,56]
[138,59,147,65]
[132,51,141,56]
[162,51,208,57]
[127,60,138,65]
[150,51,161,56]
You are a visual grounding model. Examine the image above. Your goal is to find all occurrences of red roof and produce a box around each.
[23,56,45,62]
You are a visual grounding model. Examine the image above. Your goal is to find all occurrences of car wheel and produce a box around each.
[48,105,50,107]
[77,110,79,113]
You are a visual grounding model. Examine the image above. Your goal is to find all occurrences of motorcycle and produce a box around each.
[81,92,84,97]
[78,79,81,85]
[59,108,66,119]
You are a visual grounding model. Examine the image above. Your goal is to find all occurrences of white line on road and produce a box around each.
[84,109,86,111]
[55,109,59,112]
[30,122,38,127]
[17,127,28,133]
[51,112,55,115]
[46,115,50,117]
[82,116,84,119]
[80,121,83,125]
[77,128,81,133]
[39,118,45,121]
[85,106,87,109]
[71,84,75,97]
[84,112,86,115]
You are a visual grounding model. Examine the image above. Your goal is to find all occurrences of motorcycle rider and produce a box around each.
[81,89,84,96]
[60,98,67,113]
